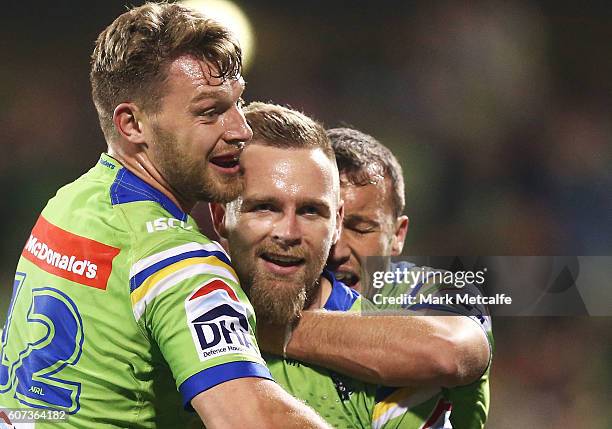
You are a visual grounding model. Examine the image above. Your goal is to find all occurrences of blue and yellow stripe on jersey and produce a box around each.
[372,386,448,429]
[129,242,238,320]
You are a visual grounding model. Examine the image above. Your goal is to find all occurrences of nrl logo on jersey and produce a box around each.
[185,278,259,361]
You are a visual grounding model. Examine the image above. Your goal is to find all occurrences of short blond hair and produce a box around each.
[244,102,334,161]
[90,2,242,141]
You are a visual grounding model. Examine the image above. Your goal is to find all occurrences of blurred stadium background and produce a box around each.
[1,1,610,427]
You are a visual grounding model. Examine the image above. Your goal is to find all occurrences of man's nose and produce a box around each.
[223,105,253,145]
[271,214,301,247]
[328,231,350,268]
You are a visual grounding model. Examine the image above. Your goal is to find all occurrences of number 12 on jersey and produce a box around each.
[0,273,84,413]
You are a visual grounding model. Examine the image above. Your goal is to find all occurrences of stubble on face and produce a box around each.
[151,122,244,204]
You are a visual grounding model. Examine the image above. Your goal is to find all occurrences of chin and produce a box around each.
[202,181,243,204]
[249,274,306,325]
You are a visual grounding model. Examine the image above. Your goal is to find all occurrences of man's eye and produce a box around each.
[346,223,377,234]
[200,109,219,118]
[299,206,320,216]
[252,203,275,212]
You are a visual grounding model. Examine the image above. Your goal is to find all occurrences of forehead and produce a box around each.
[340,176,394,217]
[241,144,337,201]
[163,54,243,99]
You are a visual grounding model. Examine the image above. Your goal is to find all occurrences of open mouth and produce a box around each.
[260,252,305,275]
[261,253,305,267]
[335,270,360,288]
[209,153,240,172]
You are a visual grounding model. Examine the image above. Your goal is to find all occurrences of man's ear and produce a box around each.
[210,203,228,239]
[113,102,147,145]
[332,203,344,245]
[391,215,409,255]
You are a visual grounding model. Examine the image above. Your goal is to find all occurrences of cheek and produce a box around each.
[194,126,224,151]
[356,234,388,257]
[229,217,273,252]
[306,224,336,254]
[244,217,273,238]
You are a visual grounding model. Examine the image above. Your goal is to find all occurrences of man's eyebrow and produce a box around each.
[242,195,331,212]
[344,214,378,225]
[190,88,226,104]
[299,198,330,210]
[189,78,245,105]
[241,195,279,206]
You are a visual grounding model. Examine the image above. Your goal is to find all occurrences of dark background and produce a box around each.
[1,1,611,427]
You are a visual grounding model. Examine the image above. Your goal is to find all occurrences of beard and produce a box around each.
[234,240,328,325]
[151,124,244,204]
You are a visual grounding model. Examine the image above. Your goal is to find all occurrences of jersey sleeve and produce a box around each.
[371,386,452,429]
[128,239,272,408]
[444,373,490,429]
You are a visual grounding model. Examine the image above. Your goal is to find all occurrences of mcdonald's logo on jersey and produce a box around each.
[21,216,120,290]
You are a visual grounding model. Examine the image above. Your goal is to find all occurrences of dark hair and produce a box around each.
[244,102,334,161]
[90,2,242,141]
[327,127,405,217]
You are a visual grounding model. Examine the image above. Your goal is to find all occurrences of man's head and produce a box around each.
[90,2,252,205]
[211,102,342,324]
[326,128,409,292]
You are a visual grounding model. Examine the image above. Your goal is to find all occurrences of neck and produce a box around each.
[305,275,333,310]
[108,145,194,213]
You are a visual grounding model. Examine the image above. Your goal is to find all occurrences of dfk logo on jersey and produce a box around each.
[192,304,252,352]
[186,279,258,362]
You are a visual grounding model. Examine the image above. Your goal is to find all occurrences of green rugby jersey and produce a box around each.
[366,261,494,429]
[264,272,376,429]
[265,271,377,429]
[266,271,453,429]
[0,154,271,428]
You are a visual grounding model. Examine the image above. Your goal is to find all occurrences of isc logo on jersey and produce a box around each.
[185,278,259,361]
[145,217,193,233]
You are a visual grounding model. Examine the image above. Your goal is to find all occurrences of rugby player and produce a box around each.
[0,4,330,428]
[326,127,493,428]
[211,102,491,428]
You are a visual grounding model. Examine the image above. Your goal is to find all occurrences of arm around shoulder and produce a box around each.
[268,311,490,387]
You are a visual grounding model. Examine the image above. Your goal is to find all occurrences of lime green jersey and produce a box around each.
[267,271,462,429]
[265,271,377,428]
[366,261,493,429]
[0,154,271,428]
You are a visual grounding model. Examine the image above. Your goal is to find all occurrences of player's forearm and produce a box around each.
[194,377,331,429]
[259,384,333,429]
[262,311,489,387]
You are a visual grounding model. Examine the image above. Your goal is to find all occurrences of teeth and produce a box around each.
[262,253,303,267]
[212,157,238,168]
[336,271,358,286]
